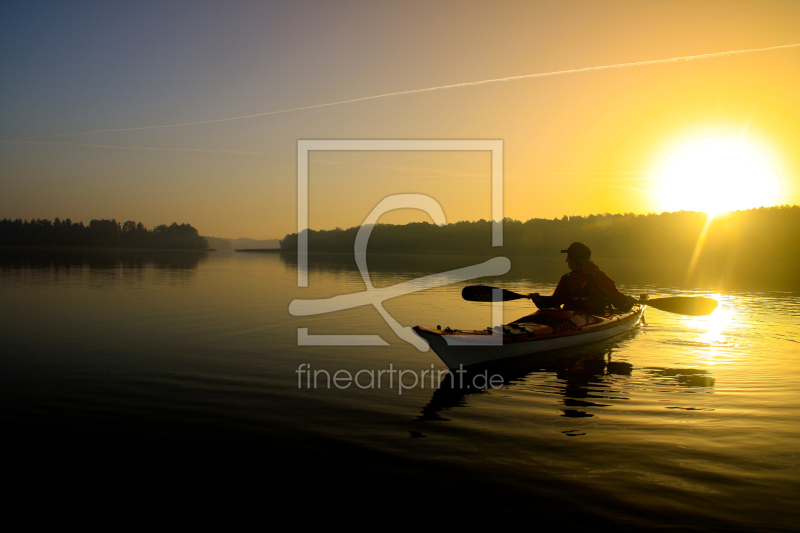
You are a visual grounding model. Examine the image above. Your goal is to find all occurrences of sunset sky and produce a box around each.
[2,1,799,240]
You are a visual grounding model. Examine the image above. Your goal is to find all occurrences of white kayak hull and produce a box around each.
[413,306,645,369]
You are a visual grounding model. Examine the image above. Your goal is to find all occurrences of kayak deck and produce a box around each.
[413,306,645,369]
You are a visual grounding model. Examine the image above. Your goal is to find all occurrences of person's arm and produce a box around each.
[527,274,568,309]
[594,272,636,310]
[528,293,562,309]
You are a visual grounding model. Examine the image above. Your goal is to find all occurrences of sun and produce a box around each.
[657,137,780,215]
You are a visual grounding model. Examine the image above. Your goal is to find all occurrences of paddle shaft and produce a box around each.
[461,285,717,316]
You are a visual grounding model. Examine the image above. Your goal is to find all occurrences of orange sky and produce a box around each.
[1,0,799,239]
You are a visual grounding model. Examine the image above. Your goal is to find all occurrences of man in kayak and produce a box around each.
[528,242,637,315]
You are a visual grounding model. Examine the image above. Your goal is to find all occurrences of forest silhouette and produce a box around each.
[280,206,798,257]
[0,218,208,250]
[280,206,800,290]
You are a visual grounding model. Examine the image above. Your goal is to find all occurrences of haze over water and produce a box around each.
[2,249,798,531]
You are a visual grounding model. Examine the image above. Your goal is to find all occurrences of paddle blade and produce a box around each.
[645,297,718,316]
[462,285,527,302]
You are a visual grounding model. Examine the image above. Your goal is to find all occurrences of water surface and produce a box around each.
[1,250,798,530]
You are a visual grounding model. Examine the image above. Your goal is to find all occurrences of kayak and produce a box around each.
[413,305,645,369]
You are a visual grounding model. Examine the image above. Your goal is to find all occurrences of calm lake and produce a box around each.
[1,249,798,530]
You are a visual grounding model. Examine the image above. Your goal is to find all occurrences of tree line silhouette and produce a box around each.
[280,205,800,262]
[0,218,209,250]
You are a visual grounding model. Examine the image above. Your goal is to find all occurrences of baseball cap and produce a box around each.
[561,242,591,261]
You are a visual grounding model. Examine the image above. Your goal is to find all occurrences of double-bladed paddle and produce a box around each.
[461,285,718,316]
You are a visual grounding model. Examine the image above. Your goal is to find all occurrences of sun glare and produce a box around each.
[657,137,780,215]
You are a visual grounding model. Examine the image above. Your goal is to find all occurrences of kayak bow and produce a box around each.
[413,306,645,369]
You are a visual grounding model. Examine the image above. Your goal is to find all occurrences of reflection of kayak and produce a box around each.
[413,306,645,369]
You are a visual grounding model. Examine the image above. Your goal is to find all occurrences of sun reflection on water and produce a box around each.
[683,295,739,365]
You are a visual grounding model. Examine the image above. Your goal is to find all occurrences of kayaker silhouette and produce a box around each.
[528,242,637,315]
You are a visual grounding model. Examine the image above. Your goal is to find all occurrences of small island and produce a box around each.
[0,218,209,250]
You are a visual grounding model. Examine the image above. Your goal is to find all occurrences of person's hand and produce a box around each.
[528,292,541,303]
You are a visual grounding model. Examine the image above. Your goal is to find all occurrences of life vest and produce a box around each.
[560,270,612,314]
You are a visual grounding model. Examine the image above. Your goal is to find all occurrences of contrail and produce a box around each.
[0,139,269,155]
[3,42,798,142]
[610,185,657,194]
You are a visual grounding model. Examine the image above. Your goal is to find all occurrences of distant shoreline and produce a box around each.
[235,248,283,253]
[0,245,213,252]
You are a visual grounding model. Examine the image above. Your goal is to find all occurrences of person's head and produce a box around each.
[561,242,592,270]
